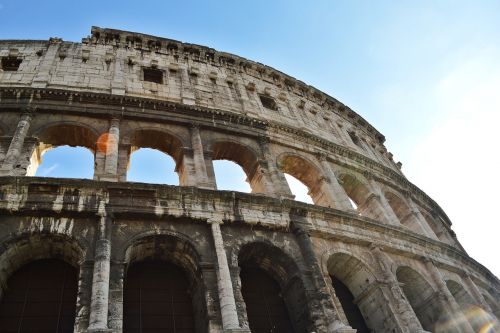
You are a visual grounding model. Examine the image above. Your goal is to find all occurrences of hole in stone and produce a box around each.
[1,57,22,71]
[34,145,94,179]
[284,173,313,204]
[213,160,251,192]
[127,148,178,185]
[143,67,163,84]
[259,94,278,111]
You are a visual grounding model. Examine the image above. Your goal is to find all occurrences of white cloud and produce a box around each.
[39,163,59,177]
[407,46,500,276]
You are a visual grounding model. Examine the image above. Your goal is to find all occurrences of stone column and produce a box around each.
[100,118,120,182]
[0,112,32,176]
[317,153,355,211]
[363,178,400,225]
[370,245,429,333]
[181,67,196,105]
[111,48,126,95]
[203,150,218,189]
[32,37,61,88]
[88,202,112,332]
[108,262,125,332]
[208,219,243,332]
[190,124,212,189]
[404,194,439,239]
[462,273,493,313]
[423,258,475,333]
[291,221,355,333]
[259,136,294,199]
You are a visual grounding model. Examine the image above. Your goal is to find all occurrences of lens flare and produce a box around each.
[96,132,118,155]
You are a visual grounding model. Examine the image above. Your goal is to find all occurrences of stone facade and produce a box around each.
[0,27,498,333]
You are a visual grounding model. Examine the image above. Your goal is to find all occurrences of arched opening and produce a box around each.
[124,234,206,333]
[127,148,178,185]
[337,173,375,217]
[446,280,493,332]
[213,160,251,192]
[30,124,98,178]
[238,242,312,333]
[422,211,455,245]
[278,154,331,206]
[327,253,385,332]
[284,173,313,204]
[211,141,264,193]
[384,191,425,234]
[240,267,294,333]
[34,145,94,179]
[124,261,195,333]
[0,259,78,333]
[396,266,440,331]
[127,130,183,185]
[482,293,500,320]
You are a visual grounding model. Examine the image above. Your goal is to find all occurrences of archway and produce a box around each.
[30,123,98,178]
[337,173,375,216]
[211,141,263,193]
[327,252,384,332]
[384,191,425,234]
[124,261,195,333]
[123,234,206,333]
[238,242,312,333]
[277,154,330,206]
[0,259,78,333]
[127,129,183,185]
[127,148,178,185]
[396,266,440,331]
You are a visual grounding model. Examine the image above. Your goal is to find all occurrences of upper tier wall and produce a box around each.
[0,27,401,173]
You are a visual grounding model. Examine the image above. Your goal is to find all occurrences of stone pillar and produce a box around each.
[234,75,257,117]
[204,150,218,189]
[99,118,120,182]
[370,245,428,333]
[363,178,400,225]
[259,136,294,199]
[108,262,125,332]
[462,273,493,313]
[423,258,475,333]
[405,196,440,240]
[190,124,213,189]
[88,203,112,332]
[32,37,61,88]
[317,153,356,211]
[291,221,355,333]
[181,67,196,105]
[208,219,243,332]
[0,112,32,176]
[111,48,126,95]
[74,261,94,333]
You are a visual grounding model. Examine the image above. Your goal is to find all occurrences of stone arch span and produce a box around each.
[277,153,334,206]
[384,190,426,235]
[237,241,313,333]
[396,266,440,331]
[211,140,265,193]
[326,252,387,332]
[123,233,207,333]
[337,172,381,217]
[0,232,87,332]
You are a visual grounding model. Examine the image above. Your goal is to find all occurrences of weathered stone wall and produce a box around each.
[0,27,498,333]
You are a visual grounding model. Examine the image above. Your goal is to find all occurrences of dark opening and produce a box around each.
[124,261,195,333]
[331,275,370,333]
[241,267,294,333]
[1,57,22,71]
[259,95,278,111]
[348,131,362,148]
[0,259,78,333]
[143,68,163,84]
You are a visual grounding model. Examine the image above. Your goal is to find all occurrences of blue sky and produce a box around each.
[1,1,499,276]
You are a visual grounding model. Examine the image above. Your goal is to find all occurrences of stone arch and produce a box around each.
[421,210,455,245]
[123,233,207,333]
[326,252,386,332]
[277,153,333,206]
[482,292,500,319]
[237,241,313,333]
[29,122,99,176]
[211,140,265,193]
[396,266,440,331]
[384,190,425,234]
[337,172,381,218]
[0,232,86,331]
[127,128,185,183]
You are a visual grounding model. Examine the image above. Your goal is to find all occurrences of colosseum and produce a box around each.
[0,26,498,333]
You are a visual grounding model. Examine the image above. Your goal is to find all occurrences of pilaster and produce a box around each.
[0,111,33,176]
